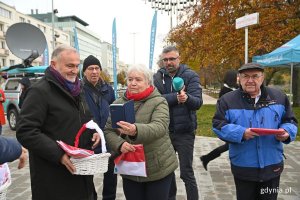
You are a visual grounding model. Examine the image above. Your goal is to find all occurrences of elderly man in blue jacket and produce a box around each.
[213,63,298,200]
[154,46,203,200]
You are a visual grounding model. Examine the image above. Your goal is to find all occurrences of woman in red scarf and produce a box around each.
[104,65,178,200]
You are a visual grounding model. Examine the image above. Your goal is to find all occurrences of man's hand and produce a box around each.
[18,147,27,169]
[91,132,100,149]
[177,86,188,104]
[275,128,290,142]
[243,128,259,140]
[60,153,76,174]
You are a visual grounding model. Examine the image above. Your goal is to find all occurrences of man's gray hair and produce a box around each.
[51,44,78,60]
[126,64,153,85]
[162,45,179,54]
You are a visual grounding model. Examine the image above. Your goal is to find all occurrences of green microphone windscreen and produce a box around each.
[172,77,184,92]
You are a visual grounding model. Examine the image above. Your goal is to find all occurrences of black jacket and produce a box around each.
[16,67,96,200]
[154,64,203,134]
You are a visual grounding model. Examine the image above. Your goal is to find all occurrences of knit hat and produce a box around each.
[82,55,102,72]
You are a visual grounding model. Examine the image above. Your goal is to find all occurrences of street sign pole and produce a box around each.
[245,26,248,63]
[236,13,259,64]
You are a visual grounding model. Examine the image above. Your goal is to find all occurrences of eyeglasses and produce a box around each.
[240,74,263,80]
[86,66,100,71]
[162,56,178,62]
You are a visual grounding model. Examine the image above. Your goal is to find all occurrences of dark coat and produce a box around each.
[81,78,115,130]
[16,68,96,200]
[154,64,203,134]
[0,136,22,164]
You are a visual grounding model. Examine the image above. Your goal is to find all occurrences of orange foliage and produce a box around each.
[167,0,300,86]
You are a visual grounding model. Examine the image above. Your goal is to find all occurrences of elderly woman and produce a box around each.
[105,65,178,200]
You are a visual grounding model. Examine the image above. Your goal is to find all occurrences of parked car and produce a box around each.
[1,76,42,130]
[0,66,47,130]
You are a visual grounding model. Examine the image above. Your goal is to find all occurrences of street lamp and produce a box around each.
[51,0,58,50]
[144,0,195,28]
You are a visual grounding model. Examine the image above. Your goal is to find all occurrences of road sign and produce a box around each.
[236,13,259,29]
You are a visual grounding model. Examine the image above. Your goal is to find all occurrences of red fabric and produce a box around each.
[126,86,154,101]
[57,141,94,158]
[114,144,145,164]
[0,89,6,125]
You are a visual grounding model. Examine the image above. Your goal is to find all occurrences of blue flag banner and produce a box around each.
[149,11,157,70]
[112,18,118,98]
[73,27,82,78]
[42,43,49,66]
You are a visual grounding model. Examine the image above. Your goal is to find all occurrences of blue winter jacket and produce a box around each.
[213,85,298,181]
[154,64,203,134]
[0,136,22,164]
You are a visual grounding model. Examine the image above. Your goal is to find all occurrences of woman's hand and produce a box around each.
[117,121,137,136]
[120,142,136,153]
[91,132,101,149]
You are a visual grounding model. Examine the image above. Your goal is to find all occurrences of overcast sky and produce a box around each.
[3,0,172,68]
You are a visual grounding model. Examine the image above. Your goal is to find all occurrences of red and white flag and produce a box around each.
[114,144,147,177]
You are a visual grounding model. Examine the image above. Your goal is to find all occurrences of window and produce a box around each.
[1,41,5,49]
[9,60,15,66]
[5,79,19,90]
[0,24,3,31]
[0,7,11,19]
[2,58,6,67]
[19,17,25,22]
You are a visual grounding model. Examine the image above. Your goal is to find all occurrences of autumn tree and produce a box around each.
[167,0,300,106]
[117,70,126,86]
[100,69,111,83]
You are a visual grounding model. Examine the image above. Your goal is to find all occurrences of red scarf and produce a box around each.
[126,86,154,101]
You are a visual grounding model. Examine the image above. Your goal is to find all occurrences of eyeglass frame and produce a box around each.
[239,73,264,81]
[86,66,101,71]
[162,56,179,62]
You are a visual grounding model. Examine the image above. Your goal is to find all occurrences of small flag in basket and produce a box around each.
[114,144,147,177]
[57,141,94,158]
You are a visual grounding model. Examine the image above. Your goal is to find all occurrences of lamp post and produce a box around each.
[51,0,58,50]
[144,0,195,29]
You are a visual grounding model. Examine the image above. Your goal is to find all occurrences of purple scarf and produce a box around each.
[49,67,80,97]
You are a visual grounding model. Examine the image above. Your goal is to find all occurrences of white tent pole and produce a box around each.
[290,63,293,104]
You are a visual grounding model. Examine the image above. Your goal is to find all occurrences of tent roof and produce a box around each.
[0,65,48,74]
[252,34,300,67]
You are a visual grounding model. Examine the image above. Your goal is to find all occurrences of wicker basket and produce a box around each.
[71,152,111,175]
[69,120,111,175]
[0,166,11,200]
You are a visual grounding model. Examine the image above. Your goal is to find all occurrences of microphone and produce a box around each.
[172,77,184,94]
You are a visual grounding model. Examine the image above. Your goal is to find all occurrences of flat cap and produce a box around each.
[238,63,264,73]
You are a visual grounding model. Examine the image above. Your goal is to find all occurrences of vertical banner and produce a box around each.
[149,11,157,70]
[73,27,82,78]
[112,18,118,98]
[42,43,49,66]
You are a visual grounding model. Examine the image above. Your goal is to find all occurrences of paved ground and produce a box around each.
[3,94,300,199]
